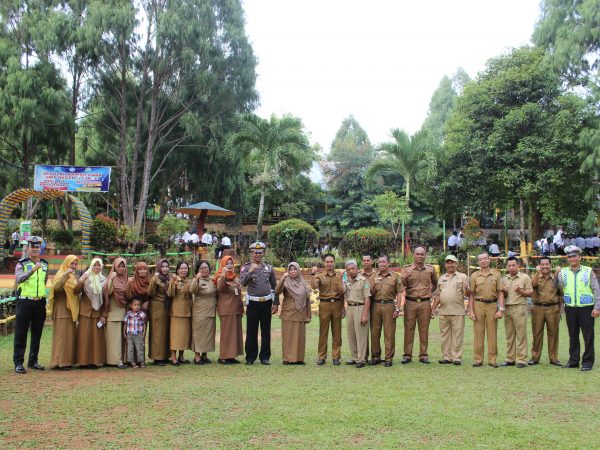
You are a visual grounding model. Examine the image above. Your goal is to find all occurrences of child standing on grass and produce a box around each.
[123,298,147,368]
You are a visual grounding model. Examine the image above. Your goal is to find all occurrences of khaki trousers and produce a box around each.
[318,301,343,360]
[439,315,465,362]
[504,304,528,364]
[370,302,396,361]
[346,305,369,363]
[403,300,431,358]
[472,301,498,364]
[531,304,560,363]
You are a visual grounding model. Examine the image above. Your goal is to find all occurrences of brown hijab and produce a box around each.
[129,261,150,300]
[283,262,311,311]
[103,257,128,310]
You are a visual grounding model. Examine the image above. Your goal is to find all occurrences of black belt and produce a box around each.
[406,297,430,303]
[534,303,559,307]
[373,300,395,304]
[18,297,46,301]
[319,298,341,303]
[475,299,497,304]
[346,302,364,307]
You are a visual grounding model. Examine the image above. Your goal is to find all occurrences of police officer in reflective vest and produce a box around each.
[560,245,600,371]
[13,236,49,374]
[240,242,278,365]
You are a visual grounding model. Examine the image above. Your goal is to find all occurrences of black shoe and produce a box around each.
[317,359,326,365]
[283,361,290,365]
[29,362,45,371]
[201,357,212,364]
[332,359,340,366]
[453,360,462,366]
[472,362,483,367]
[15,365,26,374]
[581,366,593,372]
[384,361,393,367]
[527,360,539,366]
[154,360,167,366]
[500,361,515,367]
[245,360,254,365]
[355,362,366,368]
[489,363,499,368]
[171,360,181,366]
[117,363,128,369]
[563,363,579,368]
[438,359,452,364]
[369,358,382,366]
[230,359,241,364]
[550,360,561,366]
[58,366,72,371]
[419,358,430,364]
[193,359,205,365]
[401,357,412,364]
[260,359,270,365]
[516,363,527,368]
[295,361,306,365]
[346,360,357,365]
[178,359,190,364]
[89,365,100,370]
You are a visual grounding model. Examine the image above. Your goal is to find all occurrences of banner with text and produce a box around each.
[34,165,111,192]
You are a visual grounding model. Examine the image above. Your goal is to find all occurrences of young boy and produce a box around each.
[123,298,147,368]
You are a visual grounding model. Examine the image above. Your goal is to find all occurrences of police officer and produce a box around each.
[13,236,49,374]
[240,242,277,365]
[560,245,600,371]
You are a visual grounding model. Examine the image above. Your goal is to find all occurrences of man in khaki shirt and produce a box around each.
[501,256,533,368]
[343,260,371,368]
[432,255,469,365]
[311,253,344,365]
[370,255,404,367]
[529,256,563,366]
[401,247,438,364]
[361,255,375,280]
[468,252,504,367]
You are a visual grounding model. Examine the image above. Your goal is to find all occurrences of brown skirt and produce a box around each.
[219,314,243,359]
[149,304,170,360]
[170,317,192,351]
[51,318,77,368]
[282,320,306,363]
[76,315,106,367]
[105,321,124,365]
[192,316,216,353]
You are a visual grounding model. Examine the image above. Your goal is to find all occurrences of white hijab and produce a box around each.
[84,257,106,311]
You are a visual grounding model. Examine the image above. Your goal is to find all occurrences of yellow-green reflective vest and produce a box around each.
[561,266,594,307]
[18,259,48,298]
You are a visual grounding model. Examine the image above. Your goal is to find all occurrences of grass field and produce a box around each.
[1,316,599,448]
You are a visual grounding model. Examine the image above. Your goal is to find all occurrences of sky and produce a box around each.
[242,0,542,153]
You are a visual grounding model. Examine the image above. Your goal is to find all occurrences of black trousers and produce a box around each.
[13,299,47,366]
[245,300,272,362]
[214,245,231,259]
[565,306,595,368]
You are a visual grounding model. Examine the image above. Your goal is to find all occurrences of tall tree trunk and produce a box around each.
[54,199,66,230]
[65,68,81,230]
[519,198,526,243]
[256,188,266,240]
[118,38,132,227]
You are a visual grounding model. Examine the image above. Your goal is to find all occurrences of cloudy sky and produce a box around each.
[242,0,541,153]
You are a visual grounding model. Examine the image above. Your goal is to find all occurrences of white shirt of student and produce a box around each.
[182,231,192,242]
[584,237,593,248]
[448,235,458,247]
[221,236,231,246]
[575,236,585,248]
[11,231,19,241]
[190,233,200,244]
[201,233,213,245]
[488,243,500,254]
[553,230,564,246]
[594,237,600,248]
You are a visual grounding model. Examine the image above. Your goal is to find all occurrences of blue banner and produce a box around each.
[34,165,111,192]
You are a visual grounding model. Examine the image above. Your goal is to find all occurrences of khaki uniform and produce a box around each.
[401,264,438,359]
[502,272,533,364]
[435,271,468,362]
[311,271,344,360]
[370,270,404,362]
[530,272,562,363]
[469,269,502,364]
[344,275,371,364]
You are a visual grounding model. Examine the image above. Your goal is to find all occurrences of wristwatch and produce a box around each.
[498,306,505,311]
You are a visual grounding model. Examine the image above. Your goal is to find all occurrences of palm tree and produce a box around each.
[366,129,436,203]
[231,113,312,239]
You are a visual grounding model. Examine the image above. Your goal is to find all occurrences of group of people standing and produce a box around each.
[11,237,600,375]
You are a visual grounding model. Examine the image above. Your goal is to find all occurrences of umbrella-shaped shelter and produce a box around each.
[172,201,236,234]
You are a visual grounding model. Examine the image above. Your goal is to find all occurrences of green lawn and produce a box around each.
[1,316,599,448]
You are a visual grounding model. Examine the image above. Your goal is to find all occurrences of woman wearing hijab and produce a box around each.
[190,260,217,365]
[126,261,150,307]
[75,257,107,368]
[147,258,171,366]
[215,255,244,364]
[102,257,128,369]
[275,262,312,365]
[49,255,80,370]
[167,261,193,365]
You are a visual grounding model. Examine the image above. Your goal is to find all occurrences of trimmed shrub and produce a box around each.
[268,219,318,263]
[51,229,74,247]
[91,214,118,252]
[339,227,395,258]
